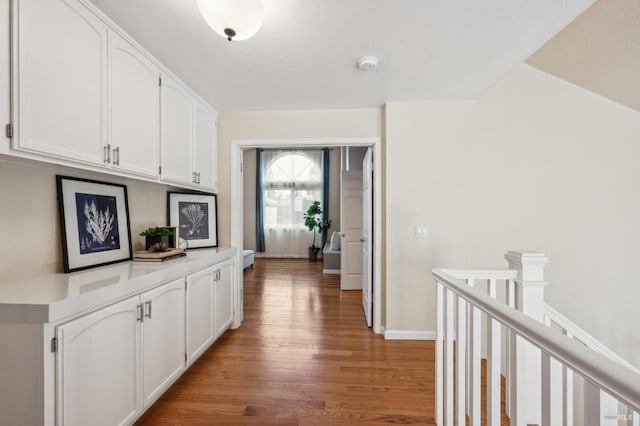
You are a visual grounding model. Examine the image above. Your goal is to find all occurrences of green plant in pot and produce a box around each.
[140,227,175,252]
[303,201,330,261]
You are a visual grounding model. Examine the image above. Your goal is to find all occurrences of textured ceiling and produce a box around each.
[89,0,595,112]
[527,0,640,113]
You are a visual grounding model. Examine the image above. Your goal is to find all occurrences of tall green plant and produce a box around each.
[303,201,330,250]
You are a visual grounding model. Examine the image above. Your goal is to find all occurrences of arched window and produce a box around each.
[262,150,323,228]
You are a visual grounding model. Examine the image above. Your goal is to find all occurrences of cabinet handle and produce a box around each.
[137,304,144,322]
[113,147,120,166]
[192,171,196,184]
[197,172,201,184]
[145,300,152,319]
[104,144,111,163]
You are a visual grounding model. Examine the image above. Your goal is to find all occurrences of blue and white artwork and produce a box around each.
[179,202,209,240]
[75,193,120,254]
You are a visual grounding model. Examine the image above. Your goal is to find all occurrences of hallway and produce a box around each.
[137,258,433,424]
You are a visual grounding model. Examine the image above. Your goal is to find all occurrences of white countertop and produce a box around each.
[0,247,236,324]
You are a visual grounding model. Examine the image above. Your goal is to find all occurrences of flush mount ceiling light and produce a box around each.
[196,0,265,42]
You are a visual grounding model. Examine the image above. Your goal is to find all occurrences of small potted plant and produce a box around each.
[140,227,175,252]
[303,201,330,261]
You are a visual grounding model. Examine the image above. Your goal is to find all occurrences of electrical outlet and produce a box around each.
[415,225,429,238]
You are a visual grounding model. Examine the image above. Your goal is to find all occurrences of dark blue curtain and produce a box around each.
[255,148,266,252]
[321,148,330,249]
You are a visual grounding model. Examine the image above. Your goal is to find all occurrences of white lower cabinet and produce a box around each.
[141,279,186,408]
[0,249,237,426]
[185,260,234,366]
[56,295,141,426]
[186,266,216,365]
[215,260,234,338]
[55,277,188,425]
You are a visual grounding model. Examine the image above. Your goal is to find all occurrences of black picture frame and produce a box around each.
[167,192,218,249]
[56,175,133,273]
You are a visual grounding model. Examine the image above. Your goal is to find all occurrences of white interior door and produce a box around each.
[341,170,363,290]
[362,148,373,327]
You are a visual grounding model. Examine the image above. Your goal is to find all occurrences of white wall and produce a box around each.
[385,63,640,368]
[0,158,174,282]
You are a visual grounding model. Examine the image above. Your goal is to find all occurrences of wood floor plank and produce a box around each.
[137,258,433,425]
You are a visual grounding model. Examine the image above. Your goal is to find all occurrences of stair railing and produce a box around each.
[434,251,640,426]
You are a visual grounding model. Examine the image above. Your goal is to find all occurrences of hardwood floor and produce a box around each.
[136,258,433,425]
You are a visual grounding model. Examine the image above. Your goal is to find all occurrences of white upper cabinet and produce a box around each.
[193,100,218,192]
[160,73,194,185]
[14,0,108,165]
[161,74,217,191]
[11,0,217,188]
[108,30,160,178]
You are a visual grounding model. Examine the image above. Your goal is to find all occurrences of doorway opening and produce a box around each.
[230,138,382,334]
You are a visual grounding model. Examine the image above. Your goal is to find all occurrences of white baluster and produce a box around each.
[564,364,574,426]
[564,330,575,426]
[467,281,481,426]
[487,279,500,426]
[600,391,617,426]
[542,352,551,426]
[436,281,444,426]
[465,279,474,420]
[509,330,519,424]
[445,289,455,426]
[456,295,467,426]
[543,315,564,425]
[549,357,564,425]
[505,251,549,425]
[505,278,515,418]
[583,381,600,426]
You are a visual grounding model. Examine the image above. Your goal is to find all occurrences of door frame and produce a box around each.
[230,137,382,334]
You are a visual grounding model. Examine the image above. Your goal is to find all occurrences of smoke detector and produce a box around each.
[357,56,378,72]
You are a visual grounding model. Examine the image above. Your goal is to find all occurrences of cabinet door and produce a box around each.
[56,295,141,426]
[186,266,216,365]
[193,100,217,191]
[109,30,160,178]
[141,278,185,408]
[215,261,234,338]
[160,74,193,185]
[14,0,107,165]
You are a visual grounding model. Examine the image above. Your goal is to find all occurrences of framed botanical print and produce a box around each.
[167,192,218,249]
[56,175,133,272]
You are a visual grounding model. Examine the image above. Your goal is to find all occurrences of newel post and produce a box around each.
[505,251,549,425]
[505,251,548,321]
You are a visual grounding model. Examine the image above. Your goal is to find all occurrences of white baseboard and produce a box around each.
[322,269,340,275]
[254,254,308,259]
[384,330,435,340]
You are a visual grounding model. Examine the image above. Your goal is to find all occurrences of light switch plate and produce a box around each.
[415,225,429,238]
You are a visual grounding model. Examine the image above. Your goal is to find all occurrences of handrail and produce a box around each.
[441,269,518,280]
[433,268,640,413]
[544,303,640,375]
